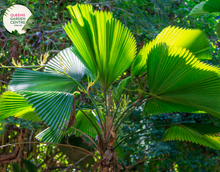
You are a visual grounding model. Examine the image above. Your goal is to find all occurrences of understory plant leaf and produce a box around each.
[68,110,101,138]
[203,0,220,13]
[188,2,209,16]
[23,159,37,172]
[189,0,220,16]
[216,22,220,37]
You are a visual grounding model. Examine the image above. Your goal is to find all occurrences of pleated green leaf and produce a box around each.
[45,47,85,81]
[143,99,205,116]
[0,91,40,122]
[9,68,80,93]
[145,43,220,118]
[36,110,101,143]
[132,26,211,76]
[10,48,85,93]
[164,123,220,150]
[36,127,63,143]
[63,4,137,90]
[18,91,74,130]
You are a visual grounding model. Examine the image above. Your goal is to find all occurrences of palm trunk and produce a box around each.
[94,116,122,172]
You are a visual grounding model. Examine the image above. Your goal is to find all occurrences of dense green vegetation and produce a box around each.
[1,0,220,171]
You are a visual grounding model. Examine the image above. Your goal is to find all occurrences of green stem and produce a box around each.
[114,128,148,149]
[87,93,105,132]
[114,97,150,133]
[104,91,108,116]
[76,105,106,151]
[103,91,108,138]
[112,83,131,120]
[114,99,141,132]
[114,107,136,133]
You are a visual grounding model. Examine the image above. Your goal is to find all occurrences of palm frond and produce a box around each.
[9,68,79,93]
[36,127,63,143]
[144,43,220,118]
[63,4,137,90]
[45,47,85,81]
[0,91,40,122]
[18,91,74,130]
[36,110,101,143]
[164,123,220,150]
[143,99,205,115]
[132,26,211,76]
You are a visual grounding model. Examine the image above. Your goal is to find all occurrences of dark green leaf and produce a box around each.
[164,123,220,150]
[23,159,37,172]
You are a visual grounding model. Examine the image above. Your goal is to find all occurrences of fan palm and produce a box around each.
[2,3,220,171]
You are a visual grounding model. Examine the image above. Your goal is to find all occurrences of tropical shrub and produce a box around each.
[2,3,220,171]
[189,0,220,37]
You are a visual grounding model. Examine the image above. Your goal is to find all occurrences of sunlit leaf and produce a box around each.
[63,4,137,90]
[9,68,79,93]
[132,26,211,76]
[45,47,85,81]
[0,91,40,122]
[144,43,220,118]
[36,127,63,143]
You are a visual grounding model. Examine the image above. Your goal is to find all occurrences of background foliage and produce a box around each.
[1,0,220,171]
